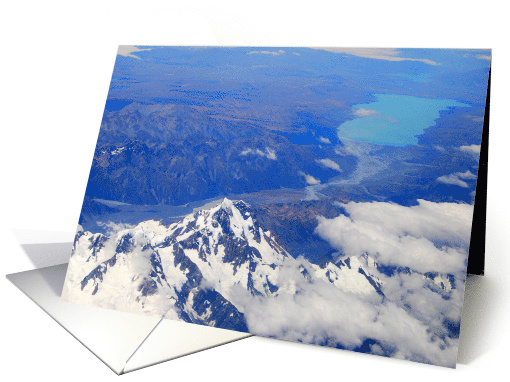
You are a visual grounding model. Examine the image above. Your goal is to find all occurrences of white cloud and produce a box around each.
[460,144,481,155]
[319,136,331,144]
[247,50,285,56]
[458,171,477,179]
[117,45,152,60]
[476,55,491,61]
[313,48,439,66]
[232,199,475,366]
[315,199,473,274]
[298,171,321,185]
[437,170,477,188]
[240,266,380,347]
[352,108,398,123]
[437,174,469,188]
[353,108,378,117]
[98,221,135,234]
[72,198,468,367]
[231,254,462,367]
[240,147,277,160]
[316,158,342,172]
[437,176,467,188]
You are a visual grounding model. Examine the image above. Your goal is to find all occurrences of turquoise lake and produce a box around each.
[337,94,470,147]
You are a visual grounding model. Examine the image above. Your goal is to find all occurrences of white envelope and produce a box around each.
[6,241,250,375]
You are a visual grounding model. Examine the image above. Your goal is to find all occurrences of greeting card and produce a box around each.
[61,46,490,368]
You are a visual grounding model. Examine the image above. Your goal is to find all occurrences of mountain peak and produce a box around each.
[213,198,250,215]
[218,198,248,208]
[65,198,385,332]
[221,197,233,206]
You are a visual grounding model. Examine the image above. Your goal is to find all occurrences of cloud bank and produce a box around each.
[315,199,472,274]
[226,199,471,367]
[437,170,477,188]
[460,144,481,155]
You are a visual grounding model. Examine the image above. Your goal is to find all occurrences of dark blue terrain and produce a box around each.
[80,46,490,262]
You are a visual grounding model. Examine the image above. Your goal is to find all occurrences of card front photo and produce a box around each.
[61,46,491,368]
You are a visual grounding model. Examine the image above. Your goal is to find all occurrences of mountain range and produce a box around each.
[63,198,453,335]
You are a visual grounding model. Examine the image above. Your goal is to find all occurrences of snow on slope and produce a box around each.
[62,198,464,365]
[63,199,384,324]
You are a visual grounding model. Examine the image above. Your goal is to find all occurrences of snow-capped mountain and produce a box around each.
[62,199,392,330]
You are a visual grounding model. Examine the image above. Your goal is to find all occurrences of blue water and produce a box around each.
[394,73,432,83]
[337,94,470,147]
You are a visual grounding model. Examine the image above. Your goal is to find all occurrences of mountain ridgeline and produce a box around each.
[85,103,352,206]
[63,199,454,334]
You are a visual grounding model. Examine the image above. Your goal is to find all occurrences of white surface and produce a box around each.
[1,1,509,381]
[6,263,250,374]
[124,319,250,373]
[7,264,161,374]
[19,242,74,268]
[12,229,76,245]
